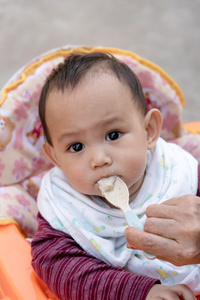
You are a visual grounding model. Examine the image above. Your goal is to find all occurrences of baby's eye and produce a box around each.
[68,143,85,152]
[106,131,122,141]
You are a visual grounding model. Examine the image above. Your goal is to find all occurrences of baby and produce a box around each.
[32,52,199,299]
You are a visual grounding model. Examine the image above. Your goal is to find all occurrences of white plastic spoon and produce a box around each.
[98,176,156,260]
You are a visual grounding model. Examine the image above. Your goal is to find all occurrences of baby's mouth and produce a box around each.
[95,175,121,189]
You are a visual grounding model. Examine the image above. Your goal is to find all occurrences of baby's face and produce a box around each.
[45,73,150,198]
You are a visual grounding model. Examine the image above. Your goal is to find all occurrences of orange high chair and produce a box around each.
[0,46,200,300]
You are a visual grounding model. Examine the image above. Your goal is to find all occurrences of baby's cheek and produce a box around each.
[127,159,146,176]
[125,159,147,187]
[66,169,88,192]
[75,174,86,188]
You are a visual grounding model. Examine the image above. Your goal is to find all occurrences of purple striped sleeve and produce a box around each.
[31,213,159,300]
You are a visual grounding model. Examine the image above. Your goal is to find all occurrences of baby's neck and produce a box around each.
[129,174,145,204]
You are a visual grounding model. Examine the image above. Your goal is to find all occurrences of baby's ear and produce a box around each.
[144,109,163,150]
[42,142,61,168]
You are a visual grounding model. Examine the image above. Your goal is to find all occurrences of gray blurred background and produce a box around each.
[0,0,199,123]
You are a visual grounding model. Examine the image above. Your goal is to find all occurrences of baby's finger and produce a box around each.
[171,284,196,300]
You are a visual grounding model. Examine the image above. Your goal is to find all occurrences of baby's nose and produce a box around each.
[90,148,112,169]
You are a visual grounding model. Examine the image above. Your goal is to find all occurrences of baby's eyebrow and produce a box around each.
[58,130,79,143]
[58,116,125,143]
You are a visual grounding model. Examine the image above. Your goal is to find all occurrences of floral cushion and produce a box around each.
[0,45,199,236]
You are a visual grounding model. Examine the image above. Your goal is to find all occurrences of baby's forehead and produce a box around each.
[46,71,131,108]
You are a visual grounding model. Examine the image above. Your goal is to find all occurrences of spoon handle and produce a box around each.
[125,210,143,230]
[125,210,156,260]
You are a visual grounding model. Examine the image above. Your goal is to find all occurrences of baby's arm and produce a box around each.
[146,284,196,300]
[31,213,159,300]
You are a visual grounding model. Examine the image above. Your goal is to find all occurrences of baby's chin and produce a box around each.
[77,187,102,198]
[88,191,102,198]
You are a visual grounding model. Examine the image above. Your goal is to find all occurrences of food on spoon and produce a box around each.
[98,176,117,196]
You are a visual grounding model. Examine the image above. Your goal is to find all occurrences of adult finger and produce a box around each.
[144,217,179,239]
[146,202,180,220]
[124,226,181,264]
[146,195,200,219]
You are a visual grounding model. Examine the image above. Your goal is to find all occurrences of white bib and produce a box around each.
[38,138,200,294]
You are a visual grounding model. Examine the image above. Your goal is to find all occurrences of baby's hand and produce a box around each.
[146,284,196,300]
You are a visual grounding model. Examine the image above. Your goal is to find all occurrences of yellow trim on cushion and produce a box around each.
[0,46,185,107]
[98,47,185,107]
[0,218,26,237]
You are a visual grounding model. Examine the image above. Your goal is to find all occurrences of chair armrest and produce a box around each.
[182,121,200,133]
[0,223,59,300]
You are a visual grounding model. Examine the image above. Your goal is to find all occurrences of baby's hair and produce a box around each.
[39,52,147,145]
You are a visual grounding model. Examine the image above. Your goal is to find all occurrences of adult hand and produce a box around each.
[124,195,200,266]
